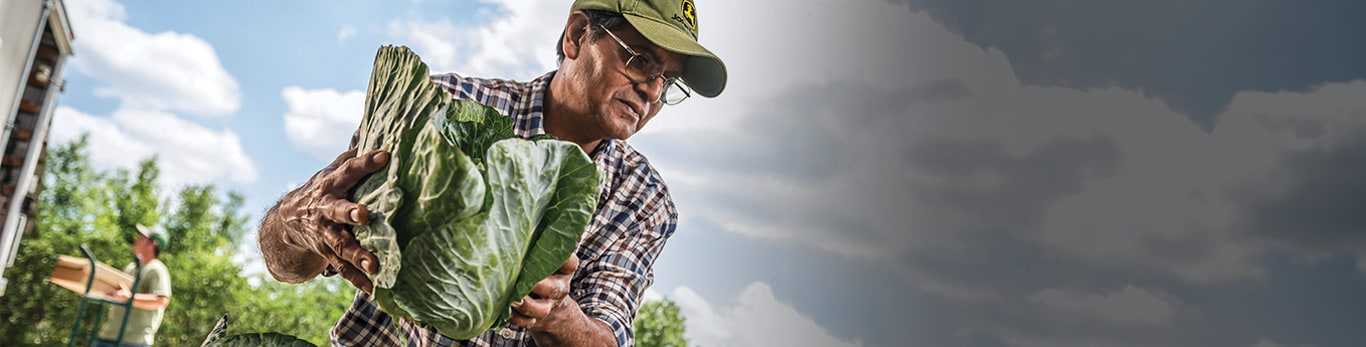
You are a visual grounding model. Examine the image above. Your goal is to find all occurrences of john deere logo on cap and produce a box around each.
[679,0,698,31]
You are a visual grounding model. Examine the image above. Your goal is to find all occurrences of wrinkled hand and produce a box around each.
[278,148,388,293]
[509,254,580,330]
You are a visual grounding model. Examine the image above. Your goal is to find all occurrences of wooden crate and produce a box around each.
[48,255,135,301]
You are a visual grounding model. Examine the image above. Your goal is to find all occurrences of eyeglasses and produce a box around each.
[597,24,692,105]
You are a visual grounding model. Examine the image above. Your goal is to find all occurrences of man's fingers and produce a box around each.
[332,259,374,294]
[323,150,389,191]
[510,297,554,325]
[530,278,569,300]
[507,311,536,328]
[304,148,359,183]
[313,234,375,293]
[557,254,580,275]
[316,195,367,225]
[318,224,378,274]
[328,148,360,168]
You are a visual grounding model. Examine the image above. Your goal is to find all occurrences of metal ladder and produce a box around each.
[66,244,143,347]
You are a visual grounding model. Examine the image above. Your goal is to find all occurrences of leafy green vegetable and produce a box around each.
[350,45,603,339]
[200,314,316,347]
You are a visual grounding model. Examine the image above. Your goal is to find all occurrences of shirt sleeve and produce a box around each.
[573,202,677,347]
[129,262,171,297]
[147,263,172,297]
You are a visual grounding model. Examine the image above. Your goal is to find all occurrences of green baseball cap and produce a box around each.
[572,0,728,98]
[136,224,170,249]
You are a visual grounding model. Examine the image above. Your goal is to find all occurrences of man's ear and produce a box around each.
[563,11,591,60]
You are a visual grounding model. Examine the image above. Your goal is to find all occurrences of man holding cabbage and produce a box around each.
[257,0,725,345]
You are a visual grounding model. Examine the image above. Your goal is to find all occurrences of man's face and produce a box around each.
[133,234,151,253]
[576,24,687,140]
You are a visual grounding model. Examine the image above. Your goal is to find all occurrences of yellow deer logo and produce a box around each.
[681,0,698,31]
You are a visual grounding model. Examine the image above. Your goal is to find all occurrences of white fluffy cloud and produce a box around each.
[49,106,257,187]
[50,0,254,192]
[338,25,358,45]
[670,282,862,347]
[387,0,562,79]
[281,87,365,161]
[65,0,240,116]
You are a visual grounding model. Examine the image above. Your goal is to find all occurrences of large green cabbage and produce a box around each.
[348,45,603,339]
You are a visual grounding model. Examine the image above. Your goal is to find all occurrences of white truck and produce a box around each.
[0,0,75,296]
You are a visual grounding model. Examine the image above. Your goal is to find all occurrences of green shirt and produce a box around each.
[97,258,172,346]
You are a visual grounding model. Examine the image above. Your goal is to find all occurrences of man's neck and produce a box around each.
[544,75,602,153]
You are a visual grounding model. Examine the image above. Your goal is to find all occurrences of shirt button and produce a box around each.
[499,327,515,339]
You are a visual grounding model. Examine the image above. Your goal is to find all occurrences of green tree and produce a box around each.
[634,298,689,347]
[0,135,354,346]
[154,184,252,346]
[0,135,121,345]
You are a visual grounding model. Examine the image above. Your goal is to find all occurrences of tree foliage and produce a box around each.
[1,134,690,346]
[635,298,689,347]
[0,135,353,346]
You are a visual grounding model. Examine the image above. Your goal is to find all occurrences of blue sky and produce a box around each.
[48,0,1366,346]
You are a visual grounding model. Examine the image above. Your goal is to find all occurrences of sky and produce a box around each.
[44,0,1366,346]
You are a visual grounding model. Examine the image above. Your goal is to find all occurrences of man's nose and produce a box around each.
[635,76,667,104]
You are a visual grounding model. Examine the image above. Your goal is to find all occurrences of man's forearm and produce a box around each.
[129,293,169,310]
[530,298,618,347]
[259,201,326,283]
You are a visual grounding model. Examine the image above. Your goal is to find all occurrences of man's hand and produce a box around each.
[261,148,388,293]
[509,253,580,330]
[107,282,132,302]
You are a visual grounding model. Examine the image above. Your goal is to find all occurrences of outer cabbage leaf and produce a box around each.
[495,139,601,326]
[351,45,450,288]
[205,333,315,347]
[200,314,316,347]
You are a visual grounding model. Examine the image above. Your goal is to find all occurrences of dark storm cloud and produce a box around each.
[904,135,1119,227]
[1241,126,1366,254]
[885,0,1366,129]
[641,77,973,184]
[634,2,1366,345]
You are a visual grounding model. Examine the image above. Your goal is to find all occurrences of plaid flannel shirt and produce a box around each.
[330,71,678,347]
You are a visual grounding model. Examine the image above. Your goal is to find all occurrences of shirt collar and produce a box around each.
[517,70,557,138]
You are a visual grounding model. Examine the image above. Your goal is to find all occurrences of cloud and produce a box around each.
[387,19,462,73]
[642,288,665,302]
[338,25,358,44]
[1028,285,1185,327]
[281,87,365,161]
[884,0,1366,128]
[643,0,1366,288]
[624,0,1366,345]
[386,0,562,79]
[1248,338,1311,347]
[49,0,254,197]
[671,282,862,347]
[1218,82,1366,262]
[50,106,258,187]
[64,0,240,116]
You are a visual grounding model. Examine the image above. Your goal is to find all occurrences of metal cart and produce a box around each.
[66,244,142,347]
